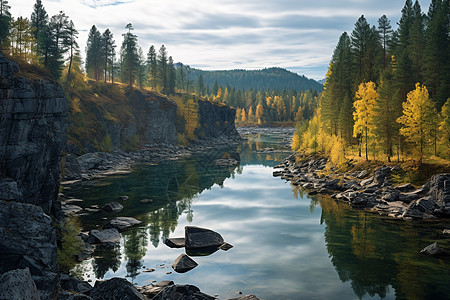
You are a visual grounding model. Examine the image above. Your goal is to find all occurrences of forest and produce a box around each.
[293,0,450,168]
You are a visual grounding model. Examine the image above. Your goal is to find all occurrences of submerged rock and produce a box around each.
[185,226,224,249]
[104,217,142,232]
[172,254,198,273]
[102,202,123,213]
[0,268,39,300]
[420,242,444,256]
[88,228,121,245]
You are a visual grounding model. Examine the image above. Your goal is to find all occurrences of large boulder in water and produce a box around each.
[172,254,198,273]
[185,226,224,249]
[88,228,121,247]
[89,277,145,300]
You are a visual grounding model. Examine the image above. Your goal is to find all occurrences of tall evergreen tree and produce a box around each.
[351,15,372,86]
[85,25,102,80]
[157,44,168,93]
[167,56,176,94]
[0,0,11,50]
[65,20,79,82]
[196,74,204,96]
[47,11,70,79]
[146,45,157,89]
[408,0,425,84]
[31,0,48,58]
[378,15,392,69]
[120,23,139,89]
[101,29,115,82]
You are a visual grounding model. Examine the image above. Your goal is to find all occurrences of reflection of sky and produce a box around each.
[83,164,360,299]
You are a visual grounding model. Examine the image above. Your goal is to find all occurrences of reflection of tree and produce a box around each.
[319,195,450,299]
[92,246,122,279]
[124,227,148,282]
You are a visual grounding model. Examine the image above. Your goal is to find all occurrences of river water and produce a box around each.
[65,129,450,300]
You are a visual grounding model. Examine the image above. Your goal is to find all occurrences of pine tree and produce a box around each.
[120,23,139,89]
[47,11,70,79]
[353,81,379,160]
[196,74,204,96]
[102,29,115,82]
[0,0,11,50]
[424,0,450,109]
[397,83,437,162]
[378,15,392,69]
[351,15,372,85]
[65,20,79,82]
[408,0,425,84]
[146,45,157,90]
[86,25,102,80]
[167,56,176,94]
[157,44,168,93]
[31,0,48,58]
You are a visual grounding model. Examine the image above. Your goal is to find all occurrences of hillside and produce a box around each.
[188,67,323,92]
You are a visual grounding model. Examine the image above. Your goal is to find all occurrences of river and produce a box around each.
[64,128,450,300]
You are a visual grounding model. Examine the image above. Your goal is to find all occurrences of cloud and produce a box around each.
[11,0,432,80]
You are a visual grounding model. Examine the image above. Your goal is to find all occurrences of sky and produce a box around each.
[12,0,431,81]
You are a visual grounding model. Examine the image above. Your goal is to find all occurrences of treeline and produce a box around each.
[189,67,323,93]
[0,0,197,95]
[293,0,450,166]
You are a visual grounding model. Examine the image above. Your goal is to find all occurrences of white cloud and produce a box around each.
[11,0,432,80]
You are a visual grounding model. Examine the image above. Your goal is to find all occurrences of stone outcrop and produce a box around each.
[197,99,238,138]
[172,254,198,273]
[0,201,59,299]
[0,52,68,215]
[89,278,145,300]
[0,53,68,299]
[185,226,225,249]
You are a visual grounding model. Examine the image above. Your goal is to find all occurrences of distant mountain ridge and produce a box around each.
[188,67,323,92]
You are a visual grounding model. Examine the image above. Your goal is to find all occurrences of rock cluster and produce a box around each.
[274,154,450,221]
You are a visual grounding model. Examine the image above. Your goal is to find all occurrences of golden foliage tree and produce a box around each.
[256,103,264,124]
[185,99,200,140]
[353,81,379,160]
[440,98,450,156]
[397,83,437,163]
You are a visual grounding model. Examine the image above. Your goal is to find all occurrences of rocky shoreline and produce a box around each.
[274,154,450,222]
[63,135,243,184]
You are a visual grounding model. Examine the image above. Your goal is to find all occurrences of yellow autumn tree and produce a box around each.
[440,98,450,157]
[292,132,301,151]
[235,108,242,123]
[397,83,437,163]
[353,82,379,161]
[184,99,200,140]
[256,103,264,125]
[241,108,247,123]
[248,106,255,123]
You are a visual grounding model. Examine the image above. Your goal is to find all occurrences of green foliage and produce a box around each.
[100,134,113,152]
[189,67,322,92]
[56,217,84,273]
[122,134,140,152]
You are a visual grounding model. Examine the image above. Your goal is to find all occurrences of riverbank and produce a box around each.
[274,154,450,221]
[63,135,243,184]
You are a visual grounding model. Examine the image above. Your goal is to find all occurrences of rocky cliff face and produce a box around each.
[0,53,68,299]
[0,53,68,215]
[197,99,238,139]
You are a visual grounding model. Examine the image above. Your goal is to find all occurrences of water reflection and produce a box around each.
[318,194,450,300]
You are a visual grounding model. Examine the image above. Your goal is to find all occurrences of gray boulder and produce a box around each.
[88,228,121,245]
[420,242,444,256]
[172,254,198,273]
[185,226,224,249]
[395,183,415,192]
[61,204,83,216]
[0,268,39,300]
[102,202,123,213]
[89,278,145,300]
[104,217,141,232]
[164,237,185,248]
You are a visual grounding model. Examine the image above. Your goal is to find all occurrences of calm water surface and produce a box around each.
[65,130,450,300]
